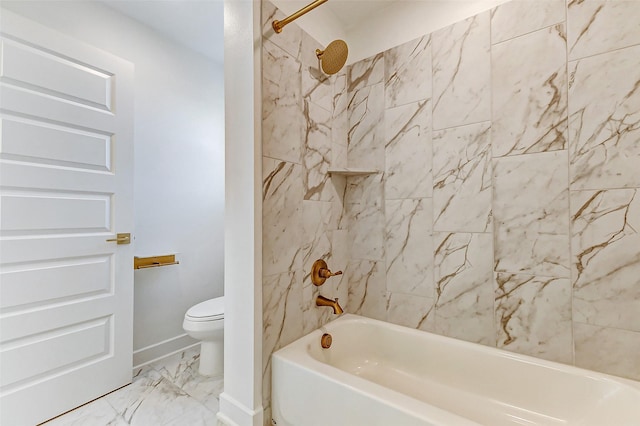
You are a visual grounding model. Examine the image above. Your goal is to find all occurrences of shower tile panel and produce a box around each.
[331,142,348,169]
[263,271,303,409]
[432,12,491,130]
[346,260,388,321]
[302,201,333,281]
[568,45,640,190]
[301,32,333,113]
[345,173,383,206]
[567,0,640,61]
[331,70,349,148]
[433,122,492,232]
[262,1,302,59]
[433,233,495,346]
[304,200,336,237]
[384,100,433,200]
[384,35,432,109]
[329,174,348,230]
[348,201,385,262]
[574,322,640,381]
[263,270,303,380]
[493,151,570,277]
[303,100,332,201]
[494,273,572,363]
[571,189,640,332]
[302,68,332,114]
[262,40,303,164]
[385,199,433,298]
[300,31,323,69]
[301,282,318,334]
[491,0,566,45]
[346,175,384,261]
[329,232,350,323]
[348,53,384,92]
[491,24,568,157]
[387,292,435,332]
[347,83,385,170]
[262,158,303,277]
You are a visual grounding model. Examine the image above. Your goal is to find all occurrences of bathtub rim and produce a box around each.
[273,314,640,397]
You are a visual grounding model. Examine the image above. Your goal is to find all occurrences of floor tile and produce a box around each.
[42,348,222,426]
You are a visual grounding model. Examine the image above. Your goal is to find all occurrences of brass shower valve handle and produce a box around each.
[311,259,342,286]
[319,268,342,279]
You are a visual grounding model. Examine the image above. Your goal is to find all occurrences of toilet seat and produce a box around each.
[185,297,224,322]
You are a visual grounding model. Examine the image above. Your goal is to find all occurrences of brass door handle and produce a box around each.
[106,233,131,245]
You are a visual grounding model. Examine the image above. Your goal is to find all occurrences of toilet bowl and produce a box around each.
[183,296,224,376]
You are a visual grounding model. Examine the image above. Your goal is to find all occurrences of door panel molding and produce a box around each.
[0,8,134,425]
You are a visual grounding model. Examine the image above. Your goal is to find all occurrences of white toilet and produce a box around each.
[183,296,224,376]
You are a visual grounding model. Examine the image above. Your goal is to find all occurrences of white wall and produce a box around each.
[344,0,512,63]
[2,1,225,365]
[271,0,512,64]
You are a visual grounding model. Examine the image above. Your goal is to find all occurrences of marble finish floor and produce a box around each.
[43,346,223,426]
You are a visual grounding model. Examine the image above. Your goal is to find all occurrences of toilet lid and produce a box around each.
[186,297,224,321]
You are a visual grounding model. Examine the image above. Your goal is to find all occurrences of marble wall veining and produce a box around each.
[340,0,640,383]
[261,3,348,423]
[261,1,640,422]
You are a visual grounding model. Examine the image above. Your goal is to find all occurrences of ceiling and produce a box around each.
[102,0,224,63]
[102,0,510,65]
[101,0,378,63]
[279,0,398,32]
[271,0,511,63]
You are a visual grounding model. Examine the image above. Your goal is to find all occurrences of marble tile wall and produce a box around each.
[261,3,348,424]
[261,2,640,421]
[340,0,640,382]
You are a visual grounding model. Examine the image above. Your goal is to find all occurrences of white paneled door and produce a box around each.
[0,10,134,425]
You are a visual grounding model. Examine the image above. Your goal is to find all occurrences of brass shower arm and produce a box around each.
[272,0,328,33]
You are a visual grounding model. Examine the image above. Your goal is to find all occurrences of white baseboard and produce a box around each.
[133,333,198,368]
[216,412,237,426]
[218,392,264,426]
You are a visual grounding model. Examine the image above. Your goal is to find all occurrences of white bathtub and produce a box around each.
[271,314,640,426]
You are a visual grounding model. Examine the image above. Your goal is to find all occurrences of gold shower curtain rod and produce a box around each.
[272,0,328,33]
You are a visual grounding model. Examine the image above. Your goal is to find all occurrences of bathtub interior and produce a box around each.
[296,315,640,425]
[272,349,479,426]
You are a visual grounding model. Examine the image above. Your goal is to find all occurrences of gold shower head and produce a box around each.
[316,39,348,75]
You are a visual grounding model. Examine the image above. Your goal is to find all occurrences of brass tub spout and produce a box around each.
[316,295,344,315]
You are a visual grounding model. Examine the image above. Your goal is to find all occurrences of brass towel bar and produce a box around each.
[134,254,179,270]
